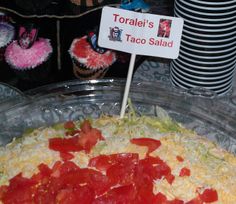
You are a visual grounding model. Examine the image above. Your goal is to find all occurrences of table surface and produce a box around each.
[134,58,236,109]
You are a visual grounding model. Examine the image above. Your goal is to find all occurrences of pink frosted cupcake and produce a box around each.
[5,26,53,83]
[69,35,116,80]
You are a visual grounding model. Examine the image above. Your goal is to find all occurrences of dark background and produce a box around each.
[0,0,174,91]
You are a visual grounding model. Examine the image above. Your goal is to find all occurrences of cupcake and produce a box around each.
[5,26,53,84]
[69,35,116,80]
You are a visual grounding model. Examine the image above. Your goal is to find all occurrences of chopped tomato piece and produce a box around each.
[107,161,137,185]
[59,161,79,175]
[154,192,167,203]
[176,155,184,162]
[186,197,203,204]
[154,193,184,204]
[140,155,164,165]
[38,163,52,177]
[1,174,37,204]
[51,161,63,178]
[94,184,136,204]
[87,170,112,196]
[179,167,191,177]
[77,120,104,153]
[165,173,175,185]
[56,185,95,204]
[64,121,75,130]
[107,184,136,200]
[154,162,171,179]
[88,153,139,172]
[9,173,37,189]
[49,136,82,153]
[60,152,75,161]
[78,128,104,153]
[80,119,92,133]
[199,188,218,203]
[169,199,184,204]
[50,120,104,157]
[88,155,114,171]
[0,186,7,201]
[130,138,161,155]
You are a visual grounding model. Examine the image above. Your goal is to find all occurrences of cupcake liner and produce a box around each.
[72,57,107,72]
[73,61,109,80]
[11,55,52,83]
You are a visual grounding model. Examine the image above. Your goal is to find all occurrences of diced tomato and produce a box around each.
[50,120,104,157]
[94,184,136,204]
[107,161,137,186]
[107,184,136,200]
[87,170,112,196]
[179,167,191,177]
[64,121,75,130]
[51,161,63,178]
[9,173,37,190]
[77,120,105,154]
[0,186,7,201]
[56,185,95,204]
[154,162,172,179]
[38,163,52,177]
[49,136,82,153]
[154,193,184,204]
[176,155,184,162]
[140,155,164,165]
[59,161,79,175]
[34,184,55,204]
[186,197,203,204]
[154,192,168,203]
[130,138,161,155]
[169,199,184,204]
[199,188,218,203]
[78,128,104,153]
[88,153,139,172]
[138,156,174,186]
[111,153,139,164]
[165,173,175,185]
[88,155,114,171]
[1,174,37,204]
[60,152,75,161]
[80,119,92,133]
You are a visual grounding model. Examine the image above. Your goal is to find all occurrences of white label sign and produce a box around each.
[98,6,184,59]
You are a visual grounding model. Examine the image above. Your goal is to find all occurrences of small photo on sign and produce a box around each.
[108,26,123,42]
[157,19,172,38]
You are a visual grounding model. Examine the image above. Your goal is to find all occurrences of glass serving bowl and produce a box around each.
[0,82,24,103]
[0,79,235,154]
